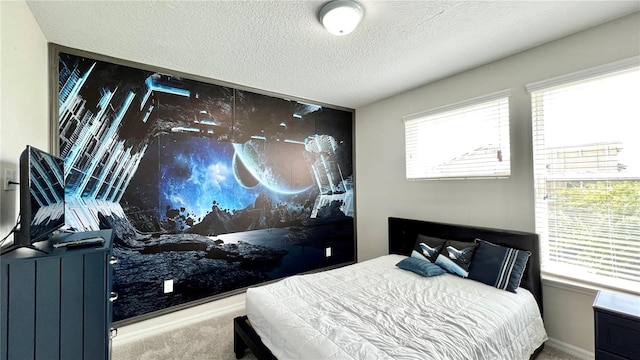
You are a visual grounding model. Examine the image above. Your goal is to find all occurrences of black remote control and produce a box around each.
[53,237,105,248]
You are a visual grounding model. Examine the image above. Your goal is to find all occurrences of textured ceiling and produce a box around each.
[26,1,640,109]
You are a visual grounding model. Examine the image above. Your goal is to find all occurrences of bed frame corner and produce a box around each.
[233,315,277,360]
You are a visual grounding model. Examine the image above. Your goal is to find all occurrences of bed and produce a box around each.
[234,217,547,359]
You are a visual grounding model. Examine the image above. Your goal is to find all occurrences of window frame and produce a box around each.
[527,56,640,293]
[402,89,512,180]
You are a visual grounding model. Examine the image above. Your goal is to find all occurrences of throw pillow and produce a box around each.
[434,240,478,278]
[397,257,446,277]
[468,238,531,293]
[411,234,447,263]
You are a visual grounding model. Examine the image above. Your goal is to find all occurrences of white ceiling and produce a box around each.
[26,1,640,109]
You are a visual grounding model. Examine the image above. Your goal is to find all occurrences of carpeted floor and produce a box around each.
[112,309,583,360]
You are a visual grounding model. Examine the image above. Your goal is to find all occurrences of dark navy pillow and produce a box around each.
[468,239,531,293]
[397,257,446,277]
[411,234,447,263]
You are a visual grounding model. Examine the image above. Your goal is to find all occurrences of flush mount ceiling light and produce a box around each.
[319,0,364,36]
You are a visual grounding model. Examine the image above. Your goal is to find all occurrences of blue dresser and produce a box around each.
[0,230,114,360]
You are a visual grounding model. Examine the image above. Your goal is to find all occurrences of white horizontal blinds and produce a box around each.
[403,90,511,180]
[530,62,640,290]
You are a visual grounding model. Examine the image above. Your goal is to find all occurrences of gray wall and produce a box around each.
[0,1,49,239]
[354,12,640,356]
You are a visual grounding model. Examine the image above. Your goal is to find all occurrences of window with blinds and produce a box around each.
[528,58,640,290]
[403,90,511,180]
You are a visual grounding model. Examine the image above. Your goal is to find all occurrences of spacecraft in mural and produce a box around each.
[55,48,355,323]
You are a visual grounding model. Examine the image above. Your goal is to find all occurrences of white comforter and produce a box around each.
[246,255,547,360]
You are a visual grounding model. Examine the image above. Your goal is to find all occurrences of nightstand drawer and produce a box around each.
[595,311,640,359]
[594,291,640,360]
[595,349,629,360]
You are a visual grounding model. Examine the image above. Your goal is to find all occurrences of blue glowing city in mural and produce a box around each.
[56,48,355,323]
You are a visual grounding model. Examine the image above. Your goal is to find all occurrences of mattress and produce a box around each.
[246,254,547,360]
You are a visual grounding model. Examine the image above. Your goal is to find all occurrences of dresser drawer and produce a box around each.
[595,311,640,360]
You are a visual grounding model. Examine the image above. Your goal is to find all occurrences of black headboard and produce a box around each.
[388,217,543,318]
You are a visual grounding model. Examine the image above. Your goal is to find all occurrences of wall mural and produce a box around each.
[54,46,355,324]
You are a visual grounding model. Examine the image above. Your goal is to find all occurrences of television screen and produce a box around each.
[0,146,65,255]
[22,145,65,243]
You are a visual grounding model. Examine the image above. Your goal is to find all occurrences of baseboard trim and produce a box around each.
[546,337,594,360]
[112,293,246,346]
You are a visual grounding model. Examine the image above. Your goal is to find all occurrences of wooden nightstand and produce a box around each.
[593,290,640,360]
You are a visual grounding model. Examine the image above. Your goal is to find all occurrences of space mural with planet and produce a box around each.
[56,48,355,323]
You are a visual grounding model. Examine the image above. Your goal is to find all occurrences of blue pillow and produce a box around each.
[412,234,447,263]
[434,240,478,278]
[468,239,531,293]
[397,257,446,277]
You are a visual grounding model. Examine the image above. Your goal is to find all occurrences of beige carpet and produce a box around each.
[112,309,582,360]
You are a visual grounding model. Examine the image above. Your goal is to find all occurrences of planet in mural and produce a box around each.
[232,139,314,194]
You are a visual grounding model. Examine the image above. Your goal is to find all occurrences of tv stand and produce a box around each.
[0,230,114,360]
[0,232,50,256]
[0,239,49,256]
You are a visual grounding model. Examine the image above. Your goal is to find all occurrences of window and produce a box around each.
[403,90,511,180]
[528,58,640,291]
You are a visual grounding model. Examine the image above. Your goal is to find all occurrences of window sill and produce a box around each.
[542,273,640,297]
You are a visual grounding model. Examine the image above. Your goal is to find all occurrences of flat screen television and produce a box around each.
[0,145,65,255]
